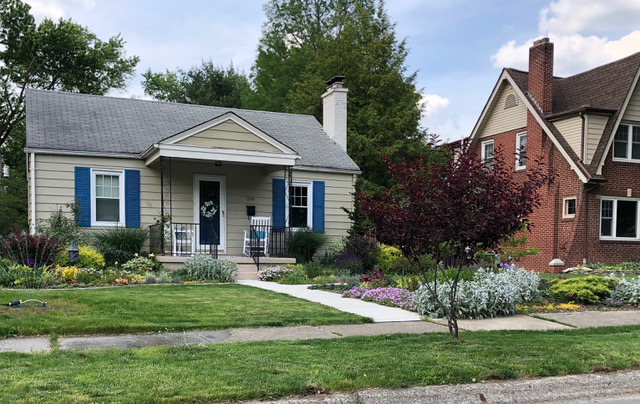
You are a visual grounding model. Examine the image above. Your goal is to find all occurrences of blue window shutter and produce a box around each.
[74,167,91,227]
[125,170,141,228]
[272,178,286,228]
[312,181,325,233]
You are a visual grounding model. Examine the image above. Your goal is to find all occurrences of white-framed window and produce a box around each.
[91,169,125,226]
[600,197,639,239]
[481,140,494,169]
[287,182,313,229]
[516,132,527,170]
[563,197,576,219]
[613,124,640,162]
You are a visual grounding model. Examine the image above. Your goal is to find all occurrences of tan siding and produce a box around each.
[176,121,281,152]
[478,83,527,138]
[553,116,582,158]
[585,114,608,165]
[622,79,640,122]
[33,154,354,255]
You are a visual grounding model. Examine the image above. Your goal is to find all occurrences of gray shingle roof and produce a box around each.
[25,88,360,172]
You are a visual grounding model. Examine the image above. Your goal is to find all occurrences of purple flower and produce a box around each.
[27,258,35,267]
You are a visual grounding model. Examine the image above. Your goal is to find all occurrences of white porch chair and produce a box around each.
[243,216,271,257]
[172,224,196,256]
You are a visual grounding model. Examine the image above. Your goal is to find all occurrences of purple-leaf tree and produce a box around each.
[359,143,553,338]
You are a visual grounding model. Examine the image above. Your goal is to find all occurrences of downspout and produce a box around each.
[29,153,36,234]
[160,156,165,255]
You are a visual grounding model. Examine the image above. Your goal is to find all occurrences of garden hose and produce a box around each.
[2,299,47,307]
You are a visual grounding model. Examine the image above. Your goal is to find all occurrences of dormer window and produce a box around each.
[613,124,640,162]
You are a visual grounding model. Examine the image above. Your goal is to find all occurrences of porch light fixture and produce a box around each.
[68,240,80,264]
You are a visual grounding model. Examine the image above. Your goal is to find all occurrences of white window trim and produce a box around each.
[562,196,576,219]
[600,197,640,240]
[515,131,527,170]
[90,169,125,227]
[285,181,313,230]
[612,123,640,163]
[481,140,494,166]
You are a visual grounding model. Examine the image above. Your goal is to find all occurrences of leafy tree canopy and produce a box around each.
[0,0,139,234]
[247,0,431,198]
[0,0,139,148]
[142,61,249,108]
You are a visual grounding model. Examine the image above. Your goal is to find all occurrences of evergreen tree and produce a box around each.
[248,0,431,201]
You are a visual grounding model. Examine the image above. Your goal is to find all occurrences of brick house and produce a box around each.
[469,37,640,272]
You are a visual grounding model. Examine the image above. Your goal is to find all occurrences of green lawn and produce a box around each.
[1,326,640,403]
[0,285,370,338]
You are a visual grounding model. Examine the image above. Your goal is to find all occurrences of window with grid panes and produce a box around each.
[289,185,310,228]
[95,173,122,223]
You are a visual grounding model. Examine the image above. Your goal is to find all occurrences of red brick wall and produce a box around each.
[473,117,640,272]
[528,38,554,113]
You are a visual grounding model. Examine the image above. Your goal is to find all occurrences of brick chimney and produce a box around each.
[528,37,554,113]
[322,76,348,152]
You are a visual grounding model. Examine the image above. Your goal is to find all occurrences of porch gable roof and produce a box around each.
[141,112,301,166]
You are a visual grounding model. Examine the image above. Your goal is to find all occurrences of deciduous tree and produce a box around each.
[360,144,553,338]
[142,61,249,108]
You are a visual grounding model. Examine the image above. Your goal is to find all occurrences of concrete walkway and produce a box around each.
[238,280,422,322]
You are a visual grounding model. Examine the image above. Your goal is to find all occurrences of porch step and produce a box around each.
[156,255,296,280]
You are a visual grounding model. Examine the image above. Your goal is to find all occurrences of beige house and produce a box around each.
[25,77,359,267]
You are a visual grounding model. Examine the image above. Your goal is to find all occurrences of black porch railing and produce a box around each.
[249,225,294,269]
[149,223,218,259]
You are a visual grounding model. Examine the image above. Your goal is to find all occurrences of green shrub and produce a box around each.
[290,230,328,264]
[376,244,402,272]
[0,264,64,288]
[184,255,237,282]
[334,251,364,275]
[276,271,308,284]
[122,256,156,274]
[144,272,173,284]
[303,261,327,279]
[344,236,379,272]
[95,227,148,265]
[38,203,87,245]
[611,276,640,305]
[55,244,106,268]
[257,265,299,281]
[549,276,617,304]
[75,268,104,284]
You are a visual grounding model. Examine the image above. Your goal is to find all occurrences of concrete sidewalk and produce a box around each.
[238,280,422,322]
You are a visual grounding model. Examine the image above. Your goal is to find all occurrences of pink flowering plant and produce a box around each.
[343,286,416,311]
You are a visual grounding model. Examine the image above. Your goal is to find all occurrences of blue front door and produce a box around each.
[199,180,220,246]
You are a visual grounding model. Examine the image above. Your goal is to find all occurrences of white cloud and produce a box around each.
[421,93,450,117]
[492,31,640,77]
[492,0,640,77]
[539,0,640,35]
[25,0,95,21]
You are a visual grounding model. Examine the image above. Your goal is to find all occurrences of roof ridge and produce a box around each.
[26,88,317,119]
[557,51,640,81]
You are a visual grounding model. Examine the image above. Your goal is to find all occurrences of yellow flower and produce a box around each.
[114,261,119,266]
[148,253,155,258]
[134,253,139,258]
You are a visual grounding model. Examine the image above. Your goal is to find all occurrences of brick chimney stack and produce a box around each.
[322,76,348,152]
[528,37,554,113]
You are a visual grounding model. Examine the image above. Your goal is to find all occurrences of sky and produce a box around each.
[24,0,640,141]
